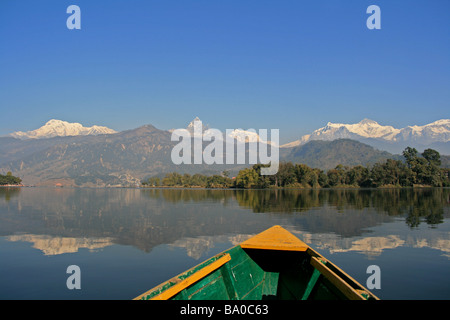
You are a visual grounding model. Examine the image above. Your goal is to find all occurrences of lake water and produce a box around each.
[0,187,449,300]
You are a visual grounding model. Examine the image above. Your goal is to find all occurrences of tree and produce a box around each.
[252,164,271,188]
[402,147,443,186]
[0,173,22,185]
[191,174,207,187]
[422,149,441,167]
[294,164,319,187]
[327,165,347,187]
[277,162,296,186]
[421,149,442,186]
[369,158,413,187]
[182,173,192,187]
[147,177,160,186]
[346,165,370,186]
[235,168,259,189]
[306,169,320,188]
[403,147,419,169]
[294,164,310,185]
[162,172,183,186]
[318,171,329,188]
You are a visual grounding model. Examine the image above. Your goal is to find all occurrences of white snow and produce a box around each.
[281,119,450,148]
[10,119,117,139]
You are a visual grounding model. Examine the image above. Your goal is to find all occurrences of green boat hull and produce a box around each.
[135,226,379,301]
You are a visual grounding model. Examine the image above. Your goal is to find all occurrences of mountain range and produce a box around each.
[282,118,450,154]
[0,118,449,186]
[170,117,277,145]
[10,119,117,140]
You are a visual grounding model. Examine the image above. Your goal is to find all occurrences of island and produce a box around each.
[0,172,23,186]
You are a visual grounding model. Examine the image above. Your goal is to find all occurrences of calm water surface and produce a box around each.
[0,187,449,300]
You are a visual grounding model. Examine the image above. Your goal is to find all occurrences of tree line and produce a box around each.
[142,147,450,189]
[0,172,22,186]
[142,171,234,188]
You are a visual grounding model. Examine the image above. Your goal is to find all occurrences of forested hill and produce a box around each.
[281,139,399,170]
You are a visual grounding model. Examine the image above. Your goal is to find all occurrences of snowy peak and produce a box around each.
[428,119,450,126]
[397,119,450,143]
[186,116,210,136]
[171,117,277,146]
[10,119,117,140]
[312,118,400,140]
[282,119,450,149]
[358,118,379,125]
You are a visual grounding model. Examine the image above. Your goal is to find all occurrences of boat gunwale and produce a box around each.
[133,226,380,301]
[134,252,231,300]
[306,246,379,300]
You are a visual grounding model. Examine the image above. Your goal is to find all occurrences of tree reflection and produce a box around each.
[142,187,449,228]
[141,188,236,204]
[0,187,21,202]
[0,187,447,255]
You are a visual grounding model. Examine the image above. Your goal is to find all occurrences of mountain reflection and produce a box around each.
[0,187,449,257]
[6,234,113,255]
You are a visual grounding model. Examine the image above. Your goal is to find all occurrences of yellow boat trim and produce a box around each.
[137,253,232,300]
[310,256,368,300]
[240,225,309,252]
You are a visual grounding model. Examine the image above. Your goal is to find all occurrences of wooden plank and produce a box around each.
[310,257,366,300]
[240,225,309,252]
[135,253,231,300]
[301,268,321,300]
[221,263,239,300]
[262,272,279,298]
[307,247,379,300]
[231,251,266,299]
[186,275,230,300]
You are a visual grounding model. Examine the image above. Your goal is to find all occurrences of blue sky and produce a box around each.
[0,0,449,143]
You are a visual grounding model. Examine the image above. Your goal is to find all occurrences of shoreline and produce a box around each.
[1,184,443,190]
[0,184,27,187]
[139,184,439,190]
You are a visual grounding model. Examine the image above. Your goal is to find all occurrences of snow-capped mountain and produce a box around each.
[171,117,277,146]
[394,119,450,144]
[281,119,450,154]
[169,117,209,138]
[186,116,209,136]
[10,119,117,140]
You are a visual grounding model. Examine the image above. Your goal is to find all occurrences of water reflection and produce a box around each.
[144,188,449,228]
[0,187,449,258]
[6,234,113,255]
[0,187,21,202]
